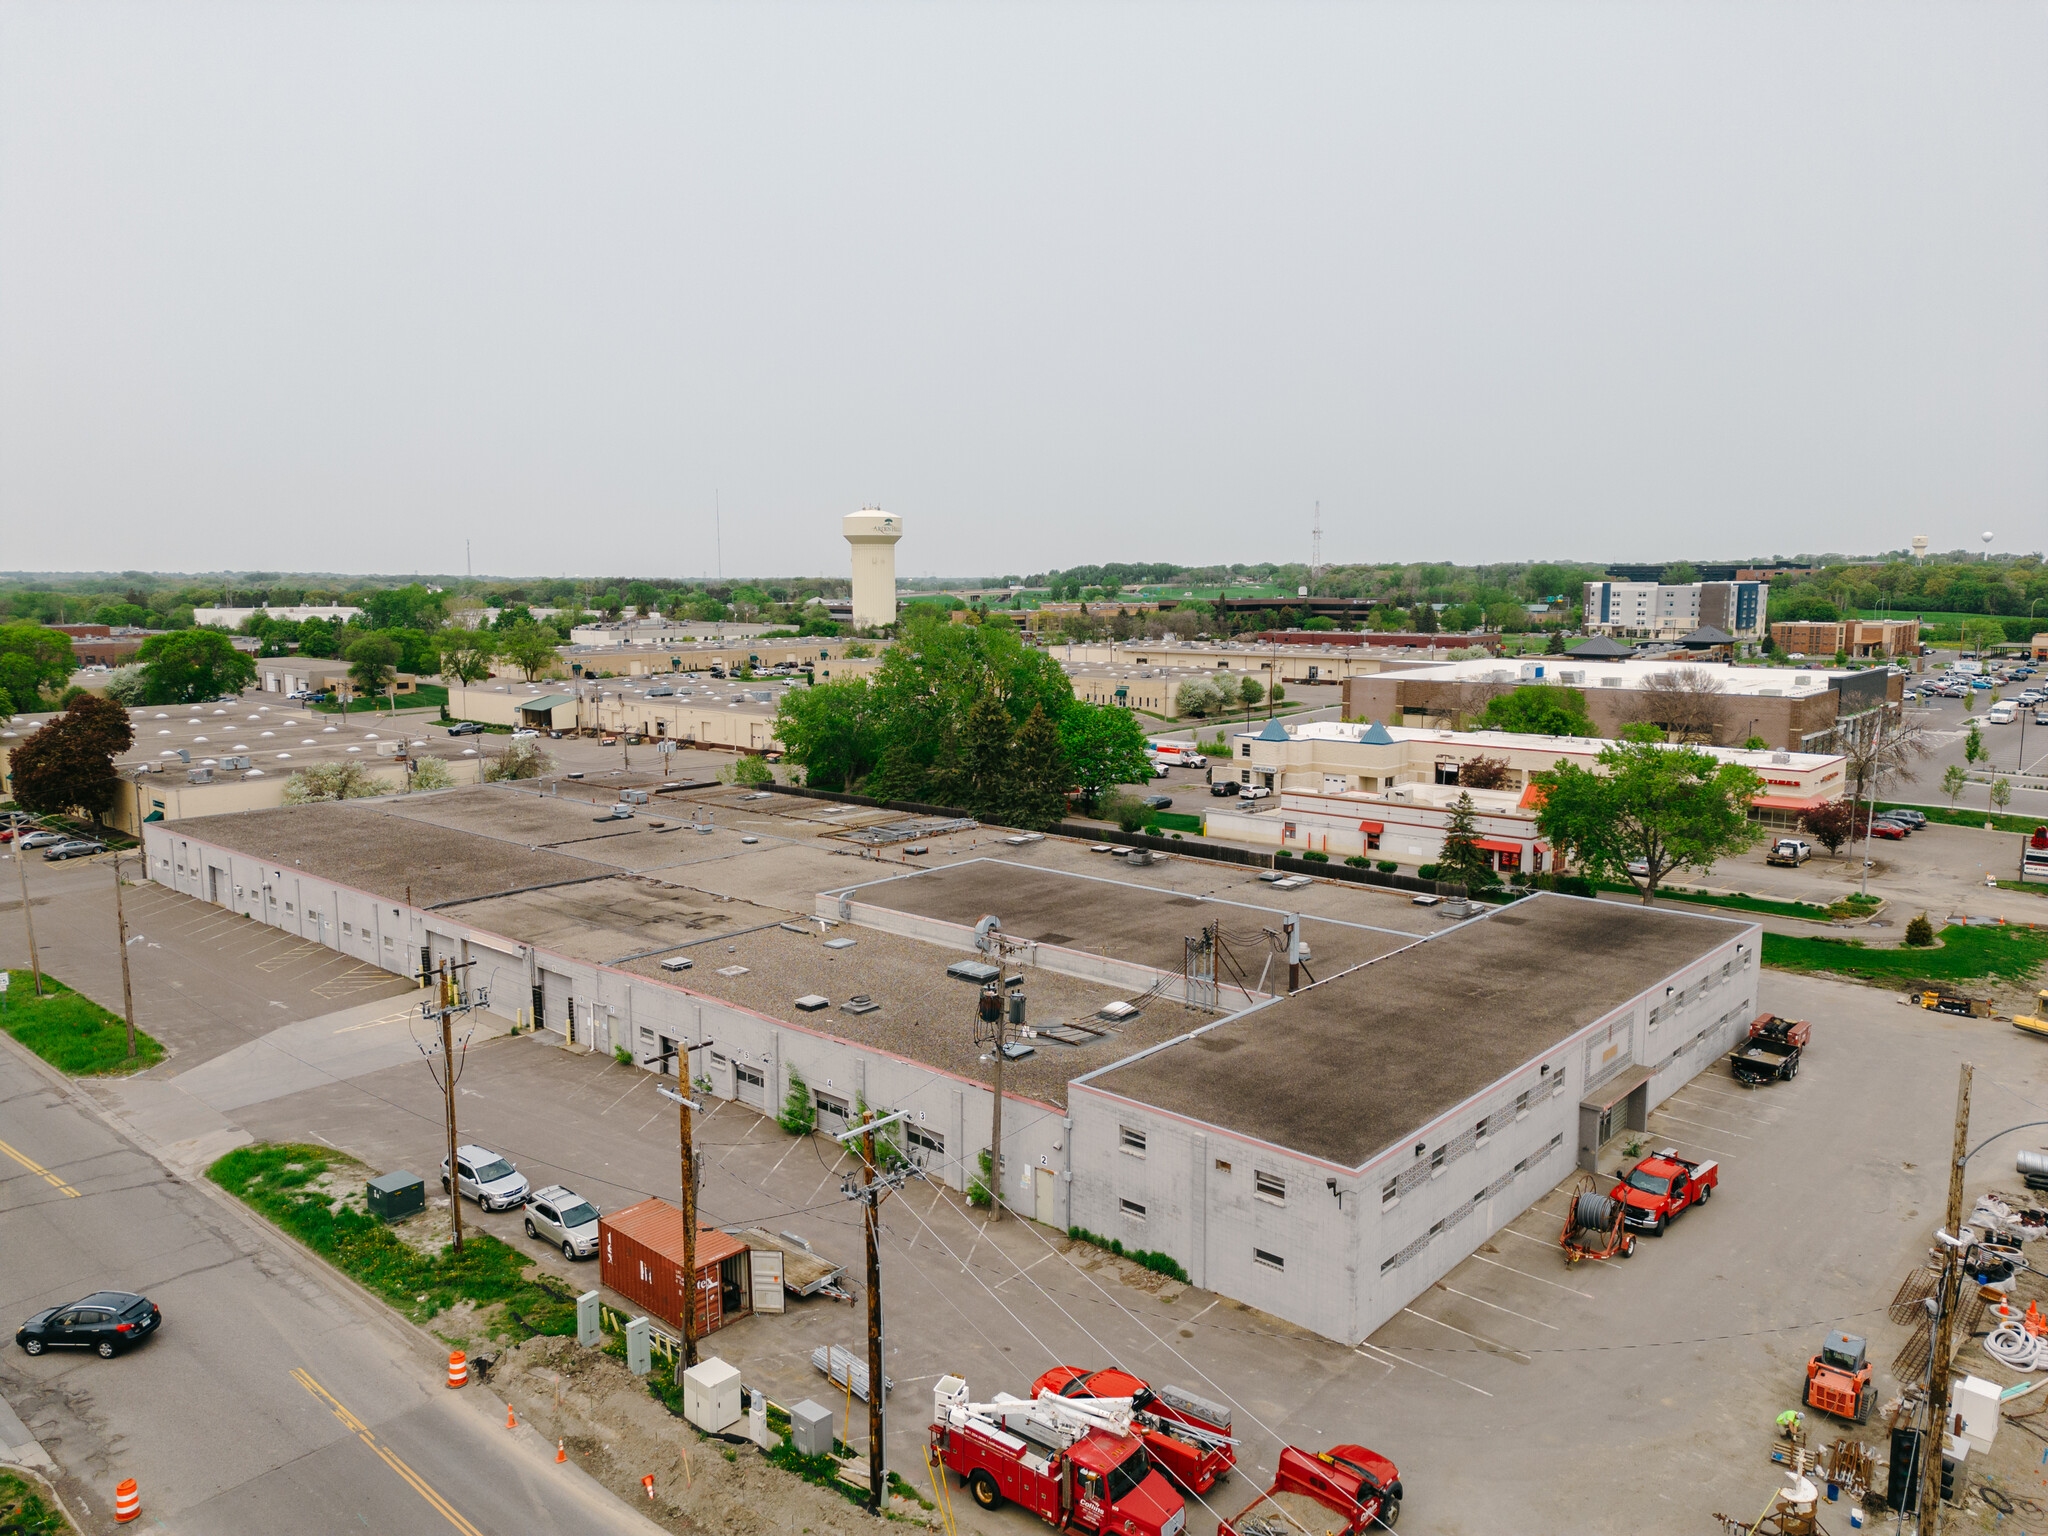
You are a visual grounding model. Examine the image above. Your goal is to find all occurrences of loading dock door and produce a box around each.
[1577,1064,1655,1172]
[735,1064,766,1108]
[540,969,571,1035]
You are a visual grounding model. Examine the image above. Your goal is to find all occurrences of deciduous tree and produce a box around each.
[0,624,77,715]
[1624,666,1727,744]
[283,762,386,802]
[1533,738,1765,902]
[1057,702,1151,810]
[494,622,559,681]
[1800,799,1856,855]
[346,635,401,705]
[1477,684,1595,738]
[136,629,255,704]
[7,695,135,825]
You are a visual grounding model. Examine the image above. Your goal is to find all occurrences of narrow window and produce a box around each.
[1120,1198,1147,1220]
[1474,1115,1491,1142]
[1514,1089,1531,1118]
[1120,1126,1147,1155]
[1380,1254,1398,1274]
[1381,1178,1399,1207]
[1214,1158,1232,1173]
[1430,1145,1446,1174]
[1253,1170,1286,1203]
[1253,1248,1284,1272]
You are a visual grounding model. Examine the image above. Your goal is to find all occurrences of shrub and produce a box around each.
[1553,874,1595,898]
[1376,860,1398,873]
[1416,863,1440,879]
[717,755,774,786]
[1275,847,1294,859]
[1302,850,1329,863]
[779,1067,817,1136]
[1067,1226,1190,1284]
[613,1044,633,1065]
[283,761,386,803]
[967,1148,994,1209]
[483,739,555,781]
[1344,855,1370,868]
[1101,792,1148,836]
[408,756,454,791]
[1905,913,1935,947]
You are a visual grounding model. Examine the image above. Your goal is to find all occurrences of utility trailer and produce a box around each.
[1218,1444,1402,1535]
[1032,1366,1235,1494]
[738,1228,847,1298]
[929,1378,1186,1536]
[1729,1014,1810,1084]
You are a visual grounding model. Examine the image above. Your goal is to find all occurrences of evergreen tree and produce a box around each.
[1009,703,1067,829]
[1438,791,1497,891]
[962,691,1016,819]
[863,737,927,804]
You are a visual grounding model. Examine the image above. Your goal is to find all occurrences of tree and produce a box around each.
[1009,704,1068,830]
[7,695,135,825]
[1458,755,1511,791]
[1545,630,1566,655]
[136,629,255,704]
[1057,702,1151,810]
[346,635,401,705]
[1478,684,1596,738]
[282,761,386,803]
[483,740,555,781]
[408,757,455,791]
[1962,618,2004,657]
[1661,562,1699,586]
[1237,676,1264,721]
[1100,791,1148,835]
[297,617,339,658]
[962,691,1017,820]
[779,1067,816,1137]
[495,622,559,681]
[0,624,78,713]
[1993,777,2013,815]
[773,679,882,792]
[1532,738,1765,902]
[1625,666,1727,744]
[1175,678,1225,718]
[1964,722,1985,771]
[1801,799,1856,855]
[1743,735,1769,750]
[1942,763,1968,804]
[101,665,147,705]
[437,630,495,712]
[1904,913,1935,947]
[1826,705,1931,806]
[717,755,774,787]
[1437,793,1497,890]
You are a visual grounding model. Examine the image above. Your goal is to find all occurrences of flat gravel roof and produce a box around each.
[1081,894,1751,1168]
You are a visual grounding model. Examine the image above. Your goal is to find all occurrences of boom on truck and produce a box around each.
[929,1377,1187,1536]
[1032,1366,1236,1493]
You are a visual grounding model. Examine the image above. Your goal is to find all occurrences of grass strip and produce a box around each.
[311,683,450,714]
[0,1471,72,1536]
[1761,923,2048,986]
[1145,811,1204,834]
[1591,883,1837,921]
[1878,802,2044,836]
[1,971,162,1075]
[207,1142,577,1335]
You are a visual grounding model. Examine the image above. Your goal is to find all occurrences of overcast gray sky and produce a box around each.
[3,1,2043,579]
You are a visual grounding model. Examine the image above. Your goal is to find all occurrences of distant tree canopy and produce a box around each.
[0,624,77,716]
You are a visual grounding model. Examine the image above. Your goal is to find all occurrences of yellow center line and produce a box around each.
[290,1369,486,1536]
[333,1007,417,1034]
[0,1137,81,1197]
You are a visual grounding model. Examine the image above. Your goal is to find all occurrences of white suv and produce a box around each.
[441,1145,530,1211]
[524,1186,601,1259]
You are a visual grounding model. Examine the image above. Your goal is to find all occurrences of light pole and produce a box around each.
[110,850,138,1059]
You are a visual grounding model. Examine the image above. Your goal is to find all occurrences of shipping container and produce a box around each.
[599,1198,753,1338]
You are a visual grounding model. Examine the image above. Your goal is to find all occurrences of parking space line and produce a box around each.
[1494,1225,1564,1251]
[1664,1090,1777,1124]
[1649,1111,1751,1139]
[1400,1306,1531,1361]
[1642,1131,1739,1159]
[1432,1282,1559,1330]
[1466,1253,1594,1298]
[1355,1341,1492,1397]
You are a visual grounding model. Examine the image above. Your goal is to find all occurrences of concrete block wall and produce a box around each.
[142,824,1073,1230]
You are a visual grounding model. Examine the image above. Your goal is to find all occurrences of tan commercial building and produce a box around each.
[255,658,419,698]
[1769,619,1920,659]
[561,638,877,679]
[1203,719,1847,867]
[460,682,786,754]
[1342,656,1899,753]
[1052,638,1407,685]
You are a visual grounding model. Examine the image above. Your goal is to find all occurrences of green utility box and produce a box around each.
[366,1170,426,1221]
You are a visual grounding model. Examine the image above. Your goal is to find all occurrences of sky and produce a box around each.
[3,1,2044,580]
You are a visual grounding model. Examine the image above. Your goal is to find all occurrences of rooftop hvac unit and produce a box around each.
[220,754,250,769]
[1772,752,1792,764]
[1557,670,1584,685]
[1758,688,1783,697]
[1519,662,1545,680]
[619,788,650,804]
[1602,676,1623,687]
[187,767,214,784]
[1794,675,1813,687]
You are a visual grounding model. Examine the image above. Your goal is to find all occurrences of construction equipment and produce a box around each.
[928,1378,1186,1536]
[2011,987,2048,1039]
[1803,1332,1874,1423]
[1730,1015,1810,1084]
[1217,1445,1401,1536]
[1032,1367,1235,1494]
[1917,987,1991,1018]
[1560,1173,1636,1264]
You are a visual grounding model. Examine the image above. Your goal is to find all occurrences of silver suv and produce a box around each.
[441,1144,530,1211]
[524,1185,601,1259]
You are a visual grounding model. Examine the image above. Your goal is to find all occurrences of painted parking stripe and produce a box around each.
[1464,1253,1596,1299]
[1432,1282,1560,1331]
[1354,1341,1492,1397]
[1399,1306,1531,1362]
[1648,1110,1752,1140]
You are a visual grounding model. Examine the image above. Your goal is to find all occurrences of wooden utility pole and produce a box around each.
[14,832,43,997]
[1921,1061,1973,1533]
[860,1112,885,1511]
[987,980,1006,1223]
[111,852,137,1058]
[679,1079,698,1370]
[438,961,465,1253]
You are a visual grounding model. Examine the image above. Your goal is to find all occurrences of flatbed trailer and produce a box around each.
[1218,1445,1401,1535]
[1729,1013,1809,1084]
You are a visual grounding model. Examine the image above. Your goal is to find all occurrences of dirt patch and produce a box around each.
[492,1334,956,1534]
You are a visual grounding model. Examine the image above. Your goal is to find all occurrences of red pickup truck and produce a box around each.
[1218,1445,1402,1535]
[1609,1149,1717,1236]
[1032,1366,1235,1494]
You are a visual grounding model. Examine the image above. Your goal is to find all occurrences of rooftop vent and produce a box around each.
[1771,751,1792,764]
[840,995,879,1015]
[660,956,694,972]
[793,994,830,1012]
[1097,1000,1139,1021]
[822,937,856,951]
[1794,675,1813,687]
[1602,676,1623,687]
[947,959,1001,984]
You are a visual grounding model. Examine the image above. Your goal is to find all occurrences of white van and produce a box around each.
[1989,702,2018,724]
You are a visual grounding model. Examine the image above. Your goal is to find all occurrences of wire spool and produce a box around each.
[1572,1192,1621,1232]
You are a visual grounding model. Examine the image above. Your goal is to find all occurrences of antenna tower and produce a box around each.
[1310,502,1323,591]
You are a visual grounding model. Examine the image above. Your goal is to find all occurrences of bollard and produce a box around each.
[447,1350,468,1388]
[114,1479,140,1523]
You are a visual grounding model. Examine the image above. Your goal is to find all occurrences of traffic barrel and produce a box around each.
[447,1351,467,1389]
[555,1439,567,1464]
[114,1479,139,1523]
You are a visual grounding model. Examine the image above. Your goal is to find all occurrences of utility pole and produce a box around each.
[13,830,43,997]
[657,1050,711,1371]
[417,959,488,1252]
[836,1109,909,1513]
[1921,1061,1973,1533]
[111,851,137,1058]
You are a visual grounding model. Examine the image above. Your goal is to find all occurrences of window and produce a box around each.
[1474,1115,1492,1143]
[342,922,353,937]
[1428,1219,1446,1237]
[1514,1090,1531,1119]
[1647,1004,1662,1028]
[1429,1145,1446,1175]
[1380,1254,1399,1274]
[709,1051,728,1067]
[383,936,394,949]
[1240,744,1251,758]
[1214,1158,1232,1173]
[1381,1178,1399,1207]
[1120,1198,1148,1220]
[284,902,295,915]
[1119,1126,1147,1155]
[908,1126,944,1155]
[1254,1170,1286,1203]
[1253,1248,1285,1272]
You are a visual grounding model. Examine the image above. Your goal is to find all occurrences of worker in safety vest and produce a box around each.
[1776,1409,1803,1441]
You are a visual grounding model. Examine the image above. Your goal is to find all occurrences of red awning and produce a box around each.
[1356,821,1384,834]
[1475,838,1522,855]
[1752,794,1826,812]
[1517,783,1548,810]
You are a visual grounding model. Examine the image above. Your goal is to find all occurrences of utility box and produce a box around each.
[1955,1375,2001,1453]
[366,1170,425,1221]
[576,1291,600,1348]
[626,1316,651,1377]
[684,1357,742,1433]
[789,1399,833,1457]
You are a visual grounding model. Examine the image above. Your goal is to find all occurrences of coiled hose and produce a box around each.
[1986,1324,2048,1370]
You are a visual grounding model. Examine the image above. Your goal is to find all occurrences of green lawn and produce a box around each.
[0,1471,71,1536]
[1595,882,1837,921]
[1146,811,1204,834]
[1,971,161,1075]
[311,683,449,715]
[208,1143,578,1336]
[1878,802,2043,836]
[1761,923,2048,986]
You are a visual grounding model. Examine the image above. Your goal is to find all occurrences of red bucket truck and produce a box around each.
[1032,1366,1236,1494]
[929,1377,1187,1536]
[1218,1444,1403,1534]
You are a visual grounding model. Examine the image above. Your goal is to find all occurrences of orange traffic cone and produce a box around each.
[2027,1300,2046,1336]
[506,1406,517,1430]
[114,1479,140,1523]
[556,1439,567,1464]
[643,1474,656,1500]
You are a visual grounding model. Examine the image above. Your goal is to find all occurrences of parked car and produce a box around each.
[441,1145,530,1211]
[1766,838,1811,867]
[1238,786,1271,801]
[510,728,539,739]
[600,736,618,746]
[1883,809,1927,828]
[1610,1150,1718,1235]
[1140,795,1174,809]
[42,840,106,861]
[1866,819,1907,840]
[16,831,68,850]
[1209,781,1241,797]
[446,721,484,735]
[524,1185,601,1259]
[16,1291,161,1358]
[1625,859,1651,877]
[2036,711,2048,727]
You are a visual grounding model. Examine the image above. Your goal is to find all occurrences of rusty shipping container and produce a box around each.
[599,1198,753,1338]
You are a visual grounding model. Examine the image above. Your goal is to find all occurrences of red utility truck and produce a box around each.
[1218,1444,1402,1535]
[1032,1366,1235,1494]
[1609,1149,1718,1236]
[930,1378,1187,1536]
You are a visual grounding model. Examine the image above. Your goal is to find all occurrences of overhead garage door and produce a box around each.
[540,969,572,1035]
[735,1064,766,1108]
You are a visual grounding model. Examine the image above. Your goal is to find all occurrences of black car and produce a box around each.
[17,1292,161,1358]
[1140,794,1174,809]
[1209,781,1241,797]
[446,721,485,736]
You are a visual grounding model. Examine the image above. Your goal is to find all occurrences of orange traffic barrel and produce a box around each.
[447,1351,467,1389]
[114,1479,140,1523]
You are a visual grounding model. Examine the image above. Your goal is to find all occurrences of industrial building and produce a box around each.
[1202,719,1846,867]
[1342,655,1899,753]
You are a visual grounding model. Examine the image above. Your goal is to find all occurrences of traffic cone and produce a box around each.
[114,1479,140,1523]
[556,1439,567,1464]
[506,1406,517,1430]
[643,1474,656,1500]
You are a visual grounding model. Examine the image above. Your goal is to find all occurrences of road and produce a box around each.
[0,1024,651,1535]
[1894,682,2048,818]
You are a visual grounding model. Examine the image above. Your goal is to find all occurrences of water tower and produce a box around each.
[1983,531,1996,561]
[844,510,903,628]
[1911,535,1928,563]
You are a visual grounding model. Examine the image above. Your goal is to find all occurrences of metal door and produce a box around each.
[1033,1167,1056,1227]
[540,969,571,1034]
[750,1248,785,1315]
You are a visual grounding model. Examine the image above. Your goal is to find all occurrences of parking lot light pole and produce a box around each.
[110,851,137,1058]
[13,828,43,997]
